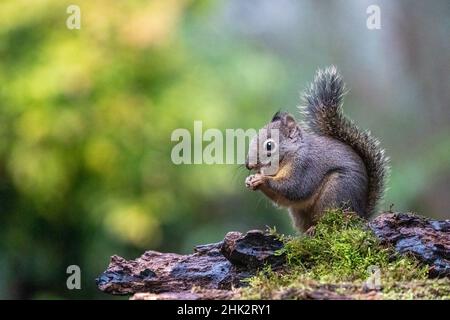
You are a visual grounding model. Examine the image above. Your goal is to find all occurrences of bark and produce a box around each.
[96,212,450,299]
[96,230,284,299]
[369,212,450,278]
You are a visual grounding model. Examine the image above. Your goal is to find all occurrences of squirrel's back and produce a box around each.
[300,66,389,217]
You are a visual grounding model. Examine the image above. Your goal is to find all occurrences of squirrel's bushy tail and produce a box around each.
[300,66,389,216]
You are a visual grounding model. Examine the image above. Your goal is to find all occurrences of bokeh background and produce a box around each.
[0,0,449,299]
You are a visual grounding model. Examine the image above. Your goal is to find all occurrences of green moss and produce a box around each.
[241,209,449,300]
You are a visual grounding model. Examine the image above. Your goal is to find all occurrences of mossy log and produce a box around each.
[96,212,450,300]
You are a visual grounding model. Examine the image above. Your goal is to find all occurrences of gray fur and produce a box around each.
[301,66,389,216]
[245,66,389,231]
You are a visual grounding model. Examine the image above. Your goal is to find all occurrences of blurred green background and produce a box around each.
[0,0,449,299]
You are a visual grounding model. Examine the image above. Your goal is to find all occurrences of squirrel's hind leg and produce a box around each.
[312,171,368,219]
[288,208,314,233]
[289,172,342,233]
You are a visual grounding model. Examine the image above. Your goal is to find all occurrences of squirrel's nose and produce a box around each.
[245,159,257,170]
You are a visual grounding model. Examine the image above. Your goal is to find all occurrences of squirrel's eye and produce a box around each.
[263,139,276,153]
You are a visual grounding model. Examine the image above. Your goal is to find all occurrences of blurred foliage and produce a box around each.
[0,0,448,299]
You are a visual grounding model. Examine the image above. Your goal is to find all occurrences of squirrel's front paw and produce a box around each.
[245,174,265,190]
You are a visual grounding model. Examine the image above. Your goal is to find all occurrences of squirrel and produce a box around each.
[245,66,389,233]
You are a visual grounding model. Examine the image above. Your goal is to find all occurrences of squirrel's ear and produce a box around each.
[271,111,300,139]
[283,113,300,139]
